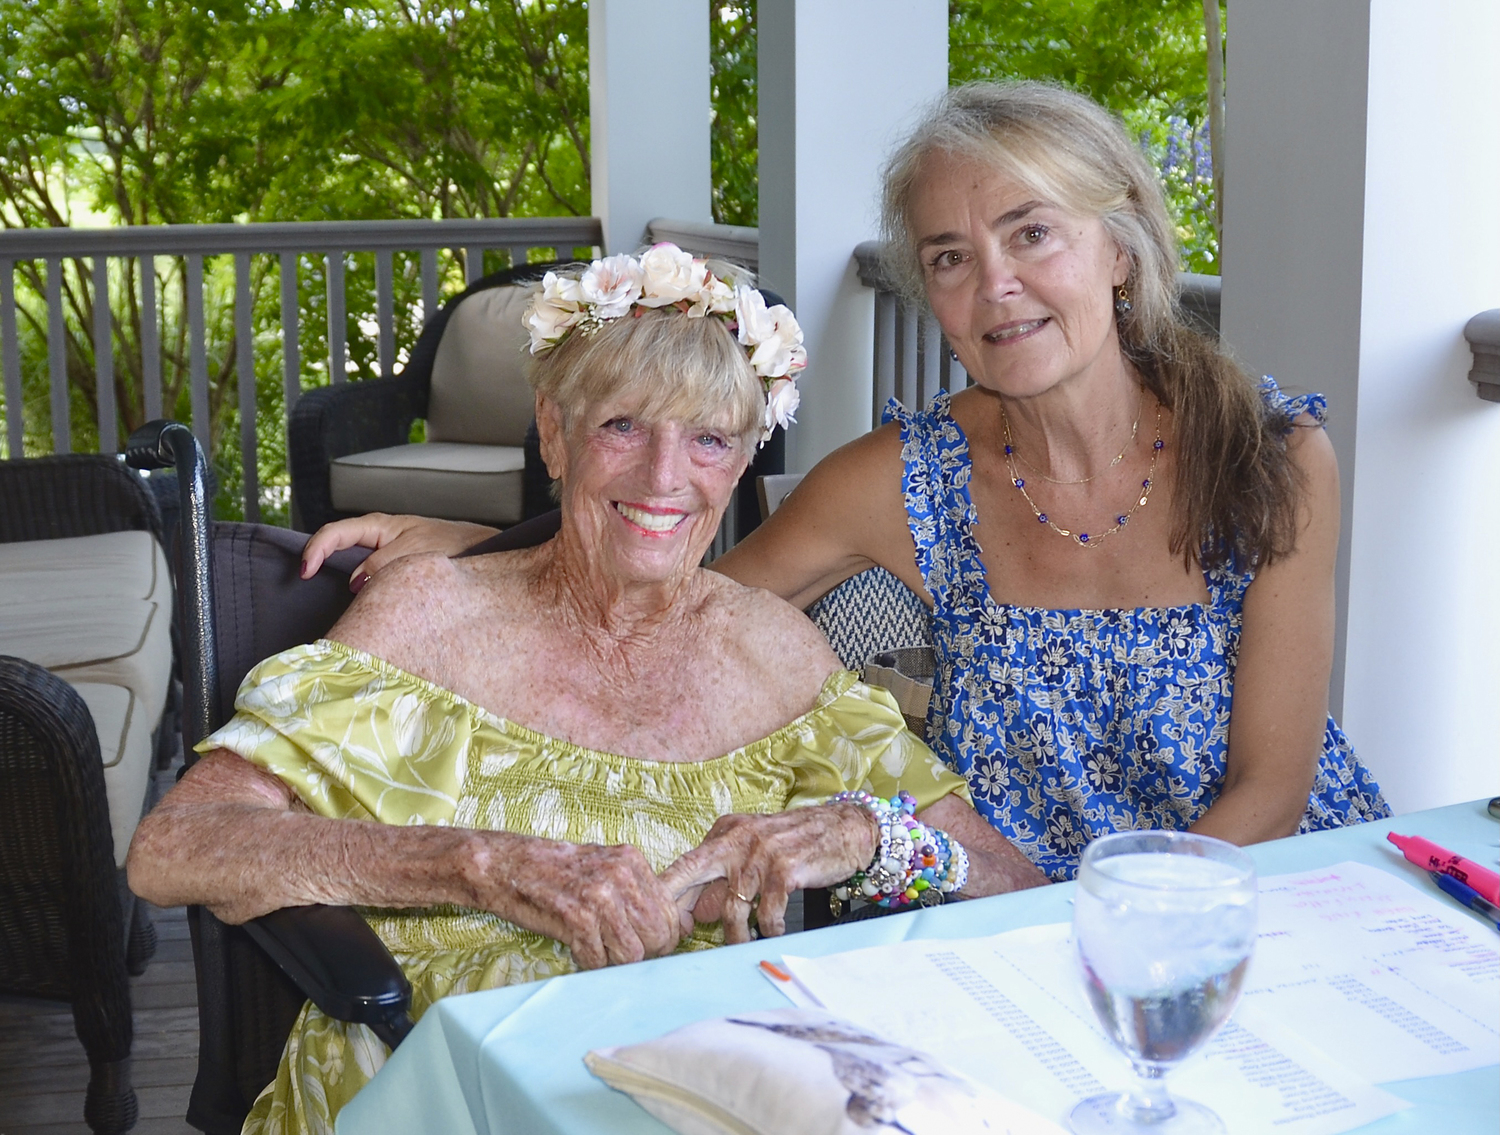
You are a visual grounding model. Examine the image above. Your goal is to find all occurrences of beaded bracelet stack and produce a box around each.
[829,790,970,910]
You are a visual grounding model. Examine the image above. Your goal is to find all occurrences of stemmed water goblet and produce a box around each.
[1068,831,1257,1134]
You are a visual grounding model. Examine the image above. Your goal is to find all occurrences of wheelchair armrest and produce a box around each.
[288,374,424,532]
[243,904,414,1049]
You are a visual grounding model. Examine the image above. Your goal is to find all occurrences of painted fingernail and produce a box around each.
[350,571,368,593]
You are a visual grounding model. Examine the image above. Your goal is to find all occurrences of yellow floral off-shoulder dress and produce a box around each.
[199,640,970,1135]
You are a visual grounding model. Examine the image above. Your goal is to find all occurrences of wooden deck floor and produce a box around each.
[0,766,197,1135]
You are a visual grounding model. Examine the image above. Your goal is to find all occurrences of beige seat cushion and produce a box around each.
[425,285,537,446]
[70,682,154,867]
[0,597,173,734]
[0,530,169,605]
[330,442,526,525]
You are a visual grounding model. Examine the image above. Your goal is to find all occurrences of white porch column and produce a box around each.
[757,0,948,471]
[1222,0,1500,811]
[588,1,712,254]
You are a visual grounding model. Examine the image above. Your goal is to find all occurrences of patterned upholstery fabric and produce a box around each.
[805,567,932,671]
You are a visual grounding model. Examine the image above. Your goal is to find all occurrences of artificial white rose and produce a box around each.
[638,243,709,306]
[524,278,584,354]
[687,272,736,318]
[763,378,801,437]
[734,285,777,347]
[539,270,583,306]
[747,304,807,378]
[578,254,645,319]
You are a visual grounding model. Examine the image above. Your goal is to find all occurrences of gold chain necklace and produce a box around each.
[1009,391,1143,485]
[1000,402,1164,548]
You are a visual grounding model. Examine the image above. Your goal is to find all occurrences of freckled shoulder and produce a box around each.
[326,552,475,672]
[698,570,841,709]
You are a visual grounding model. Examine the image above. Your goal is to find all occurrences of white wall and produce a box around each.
[757,0,948,472]
[589,0,712,254]
[1223,0,1500,812]
[1343,0,1500,811]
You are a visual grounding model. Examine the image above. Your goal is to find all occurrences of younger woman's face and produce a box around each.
[909,152,1130,400]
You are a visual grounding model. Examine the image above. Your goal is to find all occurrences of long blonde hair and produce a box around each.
[882,82,1302,569]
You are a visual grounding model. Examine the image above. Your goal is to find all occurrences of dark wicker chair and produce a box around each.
[125,421,566,1133]
[0,454,170,1135]
[288,262,561,533]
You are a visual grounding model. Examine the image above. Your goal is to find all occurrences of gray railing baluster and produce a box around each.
[375,250,395,376]
[326,251,346,383]
[92,257,116,454]
[0,216,604,505]
[918,313,942,408]
[46,257,69,454]
[235,252,258,521]
[187,254,209,449]
[280,252,300,413]
[141,256,161,422]
[420,248,439,322]
[896,300,919,412]
[1,259,21,458]
[873,290,896,422]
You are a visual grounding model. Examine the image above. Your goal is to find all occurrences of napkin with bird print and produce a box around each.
[585,1007,1065,1135]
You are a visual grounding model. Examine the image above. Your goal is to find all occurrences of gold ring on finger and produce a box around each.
[733,890,756,904]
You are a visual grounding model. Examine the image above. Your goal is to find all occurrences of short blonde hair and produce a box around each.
[528,298,764,445]
[880,81,1180,353]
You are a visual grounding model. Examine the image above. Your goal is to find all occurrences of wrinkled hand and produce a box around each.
[472,837,686,970]
[300,513,498,591]
[660,804,877,944]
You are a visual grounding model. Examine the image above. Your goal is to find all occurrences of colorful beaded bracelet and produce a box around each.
[828,790,969,910]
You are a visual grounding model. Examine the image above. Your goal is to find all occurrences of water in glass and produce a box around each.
[1069,834,1256,1135]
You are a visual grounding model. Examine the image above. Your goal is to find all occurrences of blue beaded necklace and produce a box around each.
[1000,399,1164,548]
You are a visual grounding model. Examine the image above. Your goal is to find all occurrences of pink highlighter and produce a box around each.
[1388,832,1500,906]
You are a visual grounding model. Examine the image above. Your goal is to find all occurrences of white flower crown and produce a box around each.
[522,242,807,442]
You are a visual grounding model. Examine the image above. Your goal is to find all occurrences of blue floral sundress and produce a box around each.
[887,380,1389,881]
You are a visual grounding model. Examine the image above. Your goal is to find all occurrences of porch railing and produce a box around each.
[0,217,601,519]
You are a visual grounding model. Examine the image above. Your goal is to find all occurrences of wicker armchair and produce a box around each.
[0,454,172,1135]
[288,262,560,533]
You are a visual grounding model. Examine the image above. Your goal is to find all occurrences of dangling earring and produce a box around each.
[1115,285,1133,316]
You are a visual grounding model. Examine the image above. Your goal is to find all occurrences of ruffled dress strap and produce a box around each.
[1257,374,1328,427]
[882,393,987,612]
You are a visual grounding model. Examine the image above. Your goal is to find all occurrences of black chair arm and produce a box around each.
[288,374,425,533]
[243,906,413,1050]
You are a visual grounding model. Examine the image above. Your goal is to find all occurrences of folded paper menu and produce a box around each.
[585,1007,1067,1135]
[776,862,1499,1135]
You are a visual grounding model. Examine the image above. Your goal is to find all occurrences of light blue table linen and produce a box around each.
[338,800,1500,1135]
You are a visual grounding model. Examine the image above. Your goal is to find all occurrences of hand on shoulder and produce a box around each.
[301,513,499,591]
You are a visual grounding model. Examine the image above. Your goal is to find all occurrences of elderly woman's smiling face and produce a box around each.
[911,152,1130,400]
[543,395,751,586]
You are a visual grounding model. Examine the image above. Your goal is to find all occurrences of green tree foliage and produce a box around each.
[0,0,588,519]
[1,0,1219,520]
[711,3,757,227]
[951,0,1222,274]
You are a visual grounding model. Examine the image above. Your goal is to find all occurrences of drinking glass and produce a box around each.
[1068,831,1257,1135]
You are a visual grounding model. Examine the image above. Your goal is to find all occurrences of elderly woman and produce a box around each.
[127,245,1042,1135]
[308,82,1389,882]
